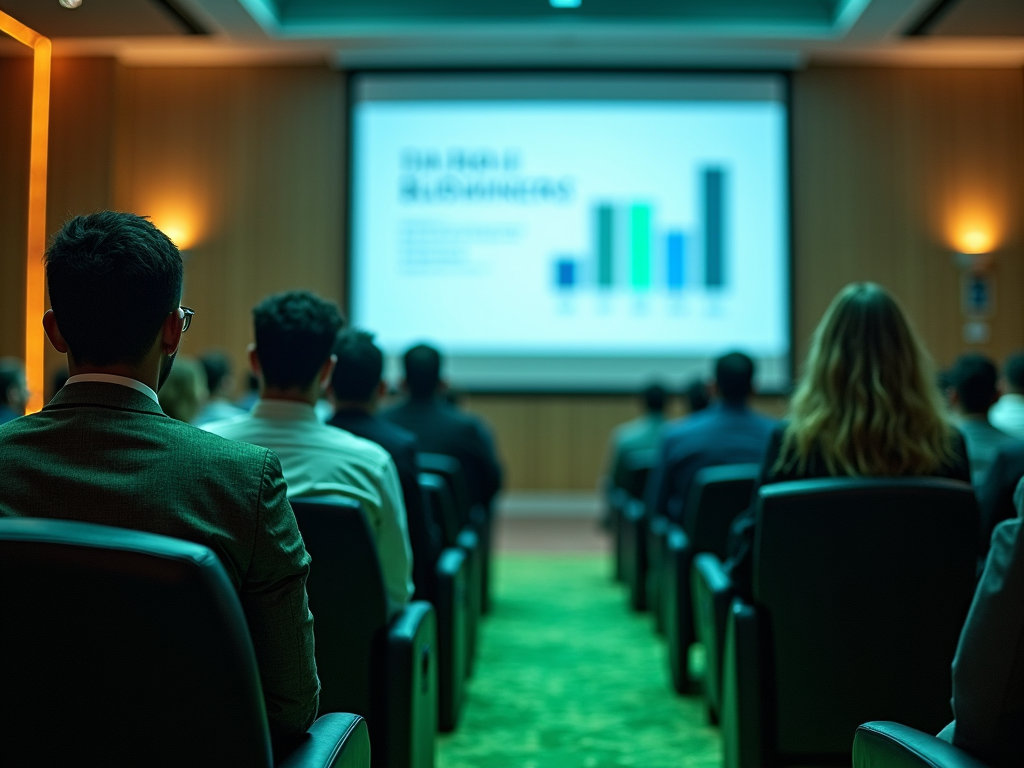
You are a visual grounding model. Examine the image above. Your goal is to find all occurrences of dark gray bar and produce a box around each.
[703,168,725,288]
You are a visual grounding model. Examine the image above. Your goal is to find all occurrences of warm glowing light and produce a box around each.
[0,10,50,414]
[955,229,995,255]
[147,203,205,251]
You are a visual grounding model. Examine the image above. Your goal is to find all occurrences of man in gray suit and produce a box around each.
[0,212,319,755]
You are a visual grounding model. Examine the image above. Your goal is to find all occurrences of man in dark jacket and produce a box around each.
[382,344,502,511]
[0,212,318,753]
[329,330,442,599]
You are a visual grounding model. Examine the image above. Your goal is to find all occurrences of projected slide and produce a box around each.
[351,75,790,390]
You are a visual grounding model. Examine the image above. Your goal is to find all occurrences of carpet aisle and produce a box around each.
[437,554,722,768]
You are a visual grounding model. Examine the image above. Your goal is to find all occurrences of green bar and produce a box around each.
[630,204,651,288]
[597,205,614,287]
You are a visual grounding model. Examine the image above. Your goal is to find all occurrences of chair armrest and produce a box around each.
[854,722,992,768]
[437,546,467,579]
[722,598,764,768]
[277,713,370,768]
[666,525,696,692]
[386,601,438,768]
[692,553,735,720]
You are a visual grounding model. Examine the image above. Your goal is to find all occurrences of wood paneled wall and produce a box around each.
[1,61,1022,489]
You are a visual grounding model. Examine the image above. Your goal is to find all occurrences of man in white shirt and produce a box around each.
[206,290,413,615]
[990,351,1024,440]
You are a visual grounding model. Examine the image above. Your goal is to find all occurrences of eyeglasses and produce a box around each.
[180,306,195,333]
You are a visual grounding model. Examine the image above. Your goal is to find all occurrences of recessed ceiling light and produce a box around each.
[59,0,83,8]
[550,0,582,8]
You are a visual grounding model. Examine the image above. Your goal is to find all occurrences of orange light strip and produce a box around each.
[0,10,50,414]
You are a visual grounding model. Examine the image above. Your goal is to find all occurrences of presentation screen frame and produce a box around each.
[344,69,795,395]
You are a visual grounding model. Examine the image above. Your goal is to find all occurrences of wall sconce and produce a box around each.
[954,247,995,345]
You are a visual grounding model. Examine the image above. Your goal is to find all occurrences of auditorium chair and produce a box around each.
[420,480,472,732]
[692,479,978,768]
[0,517,370,768]
[418,453,493,614]
[420,471,481,676]
[662,463,759,693]
[616,448,657,611]
[291,498,437,768]
[853,722,993,768]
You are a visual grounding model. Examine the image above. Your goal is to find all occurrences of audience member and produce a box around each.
[206,291,413,615]
[604,383,668,494]
[646,353,776,525]
[939,480,1023,767]
[236,371,260,411]
[383,344,503,510]
[683,378,710,415]
[989,350,1024,439]
[0,212,318,752]
[725,283,969,599]
[195,351,245,426]
[949,353,1018,486]
[329,329,442,600]
[158,356,208,423]
[0,358,28,425]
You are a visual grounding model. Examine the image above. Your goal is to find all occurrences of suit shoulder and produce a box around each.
[165,418,274,474]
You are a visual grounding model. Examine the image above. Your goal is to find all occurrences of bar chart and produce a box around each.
[553,166,727,294]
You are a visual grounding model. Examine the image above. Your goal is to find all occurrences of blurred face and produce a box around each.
[7,372,28,415]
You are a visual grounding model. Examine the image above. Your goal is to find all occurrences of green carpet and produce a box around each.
[437,555,722,768]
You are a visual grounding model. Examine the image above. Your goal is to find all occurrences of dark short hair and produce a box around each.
[643,383,667,413]
[715,352,755,404]
[684,378,710,413]
[46,212,183,366]
[332,330,383,402]
[404,344,441,399]
[1004,351,1024,392]
[953,353,998,414]
[0,358,25,398]
[252,291,344,390]
[199,351,232,394]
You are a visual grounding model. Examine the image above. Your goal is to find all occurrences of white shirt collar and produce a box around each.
[250,398,320,422]
[64,373,160,404]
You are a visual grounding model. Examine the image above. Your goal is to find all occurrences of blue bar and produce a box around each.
[556,258,576,289]
[667,232,685,290]
[704,167,725,288]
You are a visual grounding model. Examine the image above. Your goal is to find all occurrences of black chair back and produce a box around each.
[754,479,979,759]
[685,463,759,556]
[290,497,388,717]
[0,518,272,767]
[418,454,472,525]
[420,472,461,547]
[622,448,657,499]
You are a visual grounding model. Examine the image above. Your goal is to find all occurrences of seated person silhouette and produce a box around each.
[989,350,1024,439]
[646,353,776,526]
[604,383,668,496]
[939,479,1023,767]
[0,211,318,753]
[206,291,413,616]
[328,329,442,600]
[947,353,1020,487]
[195,350,246,426]
[0,358,29,425]
[725,283,970,599]
[382,344,503,511]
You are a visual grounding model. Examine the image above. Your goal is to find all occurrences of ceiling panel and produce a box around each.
[914,0,1024,36]
[0,0,201,37]
[277,0,838,26]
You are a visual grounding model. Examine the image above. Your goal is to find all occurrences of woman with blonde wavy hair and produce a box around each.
[725,282,969,595]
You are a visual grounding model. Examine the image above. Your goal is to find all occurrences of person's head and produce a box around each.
[44,212,186,391]
[1003,351,1024,395]
[332,329,385,407]
[250,290,344,402]
[642,383,667,415]
[199,351,234,399]
[714,352,755,406]
[0,359,28,414]
[684,378,710,414]
[403,344,442,400]
[783,282,952,476]
[951,353,999,416]
[158,357,208,423]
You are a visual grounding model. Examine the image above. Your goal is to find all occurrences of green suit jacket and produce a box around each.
[0,382,319,747]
